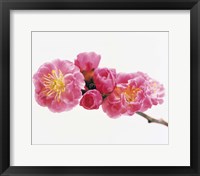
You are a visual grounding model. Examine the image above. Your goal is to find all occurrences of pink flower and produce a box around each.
[102,72,152,118]
[121,75,152,115]
[133,72,165,105]
[80,90,103,110]
[33,59,85,113]
[148,80,165,105]
[93,68,116,94]
[74,52,101,81]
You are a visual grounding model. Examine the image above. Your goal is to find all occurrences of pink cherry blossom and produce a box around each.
[133,72,165,105]
[148,80,165,105]
[93,68,116,94]
[102,72,153,118]
[80,90,103,110]
[33,59,85,113]
[122,76,152,115]
[74,52,101,81]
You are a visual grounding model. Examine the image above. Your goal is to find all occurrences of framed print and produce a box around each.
[0,0,200,175]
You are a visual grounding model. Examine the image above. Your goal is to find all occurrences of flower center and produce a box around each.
[124,86,141,102]
[150,82,158,93]
[42,70,65,101]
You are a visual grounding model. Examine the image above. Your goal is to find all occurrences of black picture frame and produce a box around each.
[0,0,199,175]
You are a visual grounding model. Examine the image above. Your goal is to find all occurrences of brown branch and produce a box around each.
[136,112,168,127]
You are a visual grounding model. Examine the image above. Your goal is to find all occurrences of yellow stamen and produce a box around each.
[42,70,65,102]
[151,82,158,93]
[124,86,141,102]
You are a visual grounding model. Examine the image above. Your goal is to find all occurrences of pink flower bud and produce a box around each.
[80,90,103,110]
[93,68,116,94]
[74,52,101,81]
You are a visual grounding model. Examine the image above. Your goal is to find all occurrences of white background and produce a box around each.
[32,32,168,145]
[10,10,190,166]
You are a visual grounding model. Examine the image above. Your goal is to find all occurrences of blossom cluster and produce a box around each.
[33,52,164,118]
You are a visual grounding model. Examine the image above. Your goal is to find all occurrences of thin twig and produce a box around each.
[136,112,168,127]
